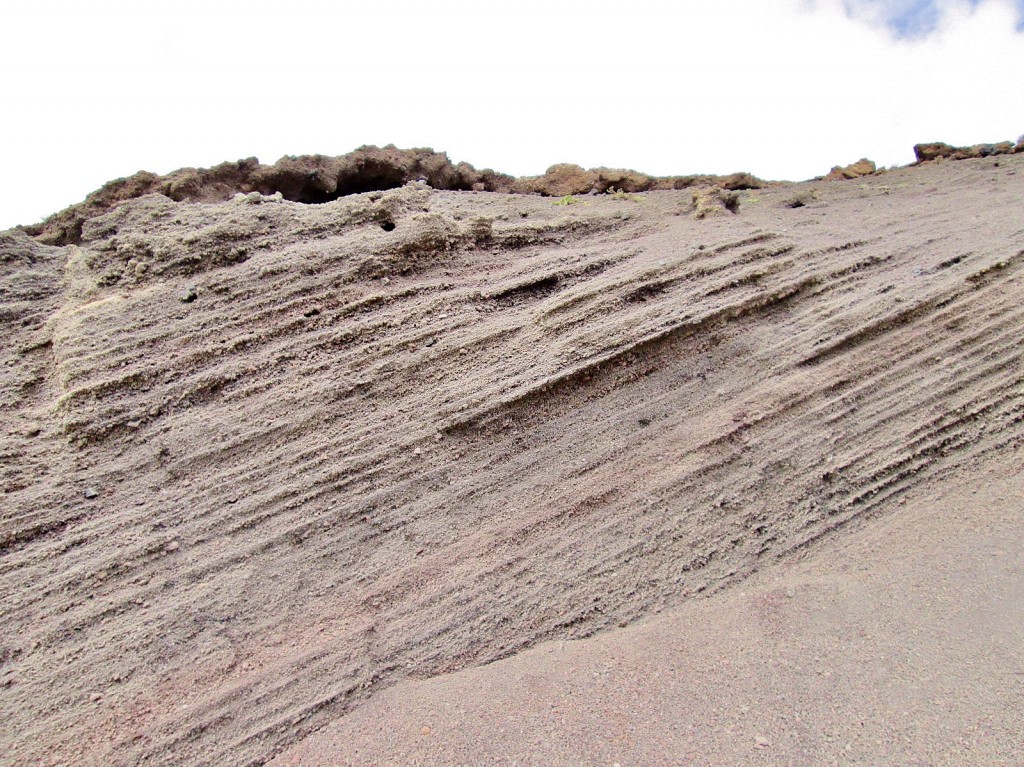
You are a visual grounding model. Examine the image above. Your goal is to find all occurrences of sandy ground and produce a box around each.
[272,451,1023,766]
[1,152,1023,766]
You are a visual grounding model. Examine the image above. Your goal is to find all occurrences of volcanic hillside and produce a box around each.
[1,147,1023,766]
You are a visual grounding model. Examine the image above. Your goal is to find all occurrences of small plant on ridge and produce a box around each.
[606,187,645,202]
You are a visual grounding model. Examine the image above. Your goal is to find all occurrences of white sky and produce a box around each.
[2,0,1022,230]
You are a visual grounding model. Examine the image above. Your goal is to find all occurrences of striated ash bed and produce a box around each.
[1,144,1023,766]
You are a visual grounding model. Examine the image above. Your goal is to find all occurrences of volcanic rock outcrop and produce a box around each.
[913,138,1021,163]
[22,146,766,247]
[824,157,877,180]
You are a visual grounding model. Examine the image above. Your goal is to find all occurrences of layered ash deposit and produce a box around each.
[2,142,1023,767]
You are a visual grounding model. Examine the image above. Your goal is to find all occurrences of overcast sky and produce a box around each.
[3,0,1023,230]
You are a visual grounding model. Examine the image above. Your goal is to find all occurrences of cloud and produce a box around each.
[851,0,950,36]
[841,0,1024,35]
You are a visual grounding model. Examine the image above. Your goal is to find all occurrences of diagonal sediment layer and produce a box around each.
[1,155,1023,766]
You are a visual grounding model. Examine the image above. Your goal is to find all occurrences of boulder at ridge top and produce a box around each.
[824,158,877,181]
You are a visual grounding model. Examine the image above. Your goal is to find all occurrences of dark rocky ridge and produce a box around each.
[21,135,1024,248]
[23,145,767,247]
[913,137,1024,163]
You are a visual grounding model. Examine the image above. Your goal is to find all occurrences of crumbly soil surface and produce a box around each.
[1,153,1022,767]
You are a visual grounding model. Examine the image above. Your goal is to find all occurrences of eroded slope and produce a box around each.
[1,155,1023,766]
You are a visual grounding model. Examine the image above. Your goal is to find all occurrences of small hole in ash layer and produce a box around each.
[380,221,396,232]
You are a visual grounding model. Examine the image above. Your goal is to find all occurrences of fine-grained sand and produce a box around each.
[273,451,1023,767]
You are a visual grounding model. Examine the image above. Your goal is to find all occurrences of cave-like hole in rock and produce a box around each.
[285,161,416,204]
